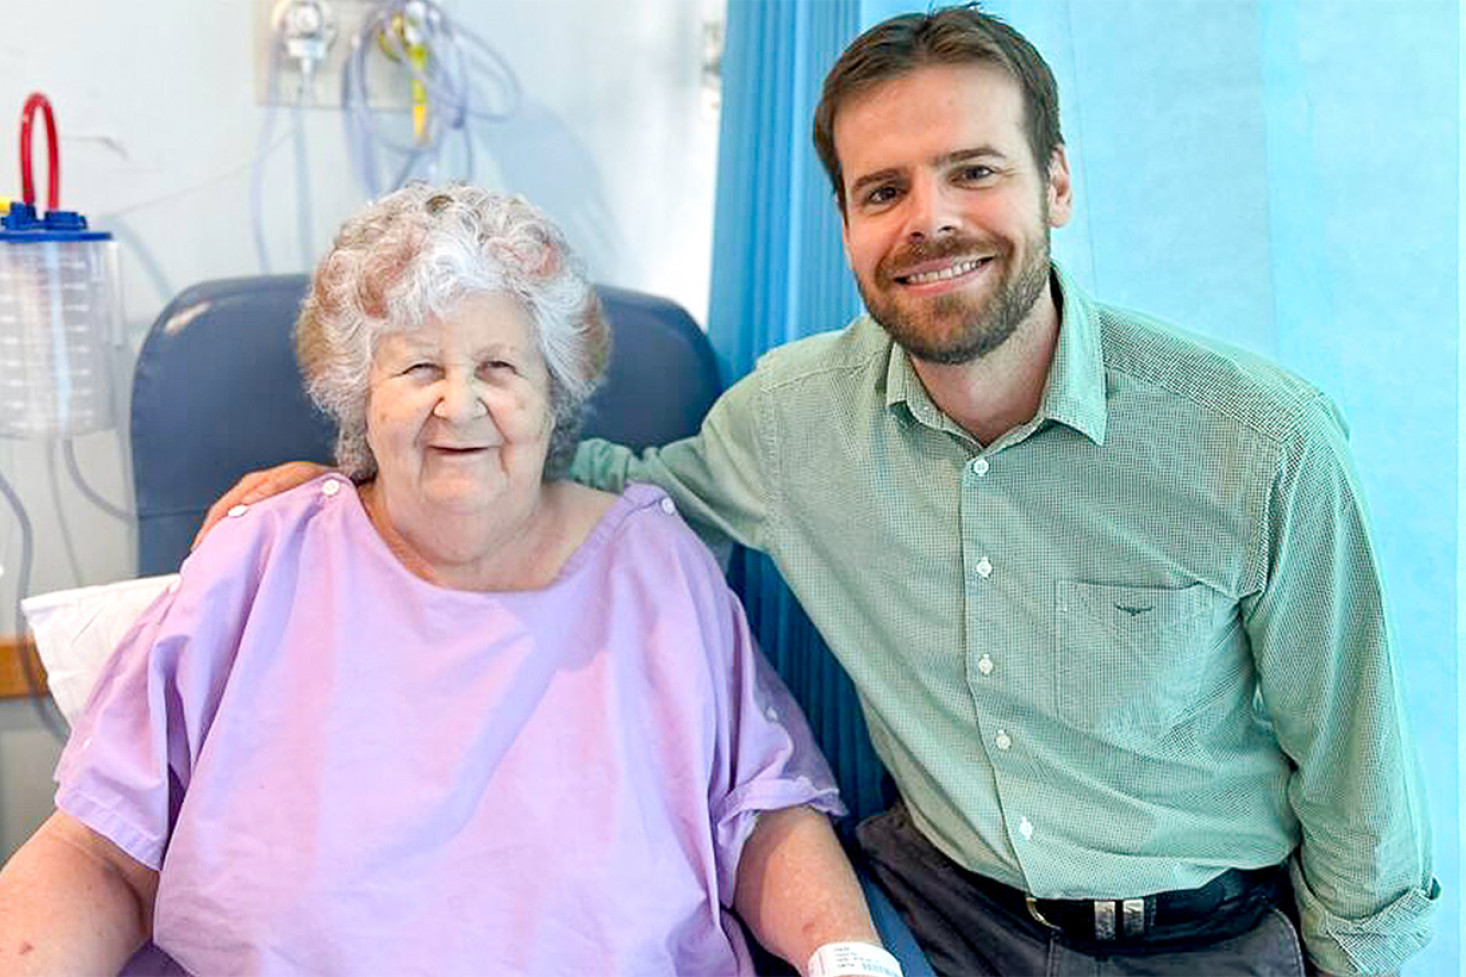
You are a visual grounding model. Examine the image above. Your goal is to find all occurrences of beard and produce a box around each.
[859,225,1053,366]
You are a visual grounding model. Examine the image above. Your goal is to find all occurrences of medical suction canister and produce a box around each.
[0,92,122,439]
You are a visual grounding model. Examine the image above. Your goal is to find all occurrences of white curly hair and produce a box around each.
[296,183,609,479]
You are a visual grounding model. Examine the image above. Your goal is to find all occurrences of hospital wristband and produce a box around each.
[807,941,903,977]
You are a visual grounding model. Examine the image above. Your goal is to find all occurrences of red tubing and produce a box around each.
[19,92,60,211]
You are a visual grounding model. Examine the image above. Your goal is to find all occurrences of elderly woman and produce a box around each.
[0,186,891,976]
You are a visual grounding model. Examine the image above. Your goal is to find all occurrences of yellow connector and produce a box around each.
[409,41,428,143]
[378,9,431,145]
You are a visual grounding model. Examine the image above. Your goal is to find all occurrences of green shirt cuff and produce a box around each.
[1289,860,1440,975]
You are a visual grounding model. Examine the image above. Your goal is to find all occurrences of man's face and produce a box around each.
[835,63,1072,364]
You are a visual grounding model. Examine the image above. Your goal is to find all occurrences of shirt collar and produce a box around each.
[1042,263,1107,445]
[883,326,966,438]
[882,262,1108,446]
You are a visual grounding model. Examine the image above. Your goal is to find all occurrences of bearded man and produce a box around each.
[576,9,1438,975]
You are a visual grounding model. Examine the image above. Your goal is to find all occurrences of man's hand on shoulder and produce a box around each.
[193,462,334,548]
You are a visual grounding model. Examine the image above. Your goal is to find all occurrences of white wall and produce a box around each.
[0,0,723,857]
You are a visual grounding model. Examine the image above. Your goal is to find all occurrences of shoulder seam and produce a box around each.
[1105,358,1312,449]
[758,341,889,396]
[1099,309,1326,447]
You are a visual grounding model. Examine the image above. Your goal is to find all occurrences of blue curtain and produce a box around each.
[708,1,863,374]
[709,6,1458,973]
[707,0,886,819]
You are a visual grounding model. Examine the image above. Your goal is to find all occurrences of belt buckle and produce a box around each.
[1121,897,1147,937]
[1027,895,1151,941]
[1094,897,1150,940]
[1024,895,1059,930]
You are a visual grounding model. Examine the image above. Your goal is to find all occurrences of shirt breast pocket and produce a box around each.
[1053,580,1219,742]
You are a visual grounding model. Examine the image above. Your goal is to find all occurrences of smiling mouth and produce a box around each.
[430,445,490,455]
[894,257,992,286]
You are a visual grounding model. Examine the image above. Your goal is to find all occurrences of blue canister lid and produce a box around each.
[0,201,112,242]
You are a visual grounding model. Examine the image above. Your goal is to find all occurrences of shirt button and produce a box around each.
[321,479,341,498]
[970,457,989,476]
[1019,817,1034,839]
[995,730,1012,750]
[227,504,249,518]
[977,654,994,676]
[660,497,677,515]
[976,557,993,578]
[765,706,779,721]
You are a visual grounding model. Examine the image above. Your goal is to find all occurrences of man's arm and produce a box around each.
[570,371,773,554]
[734,806,894,977]
[0,811,159,976]
[1242,396,1438,977]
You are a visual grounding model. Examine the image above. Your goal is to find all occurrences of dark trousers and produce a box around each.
[857,804,1305,977]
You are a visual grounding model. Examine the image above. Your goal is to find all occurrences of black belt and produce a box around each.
[971,864,1290,954]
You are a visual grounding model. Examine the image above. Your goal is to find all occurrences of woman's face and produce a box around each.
[366,291,554,516]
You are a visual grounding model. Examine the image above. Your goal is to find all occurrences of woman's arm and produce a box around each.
[0,811,158,976]
[734,805,891,976]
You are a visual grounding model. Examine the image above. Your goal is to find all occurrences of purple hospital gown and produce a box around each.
[55,477,843,975]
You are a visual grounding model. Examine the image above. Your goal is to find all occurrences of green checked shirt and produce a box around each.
[571,266,1438,976]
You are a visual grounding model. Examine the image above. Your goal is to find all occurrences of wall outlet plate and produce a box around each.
[254,0,411,109]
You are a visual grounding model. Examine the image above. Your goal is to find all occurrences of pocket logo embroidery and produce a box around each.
[1115,603,1154,617]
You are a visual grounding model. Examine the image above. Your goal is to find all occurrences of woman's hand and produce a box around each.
[0,811,158,975]
[733,806,897,977]
[193,461,333,548]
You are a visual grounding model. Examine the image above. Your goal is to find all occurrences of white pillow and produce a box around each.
[22,575,179,725]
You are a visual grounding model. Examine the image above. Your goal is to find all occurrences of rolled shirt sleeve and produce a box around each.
[1243,395,1438,975]
[702,575,845,908]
